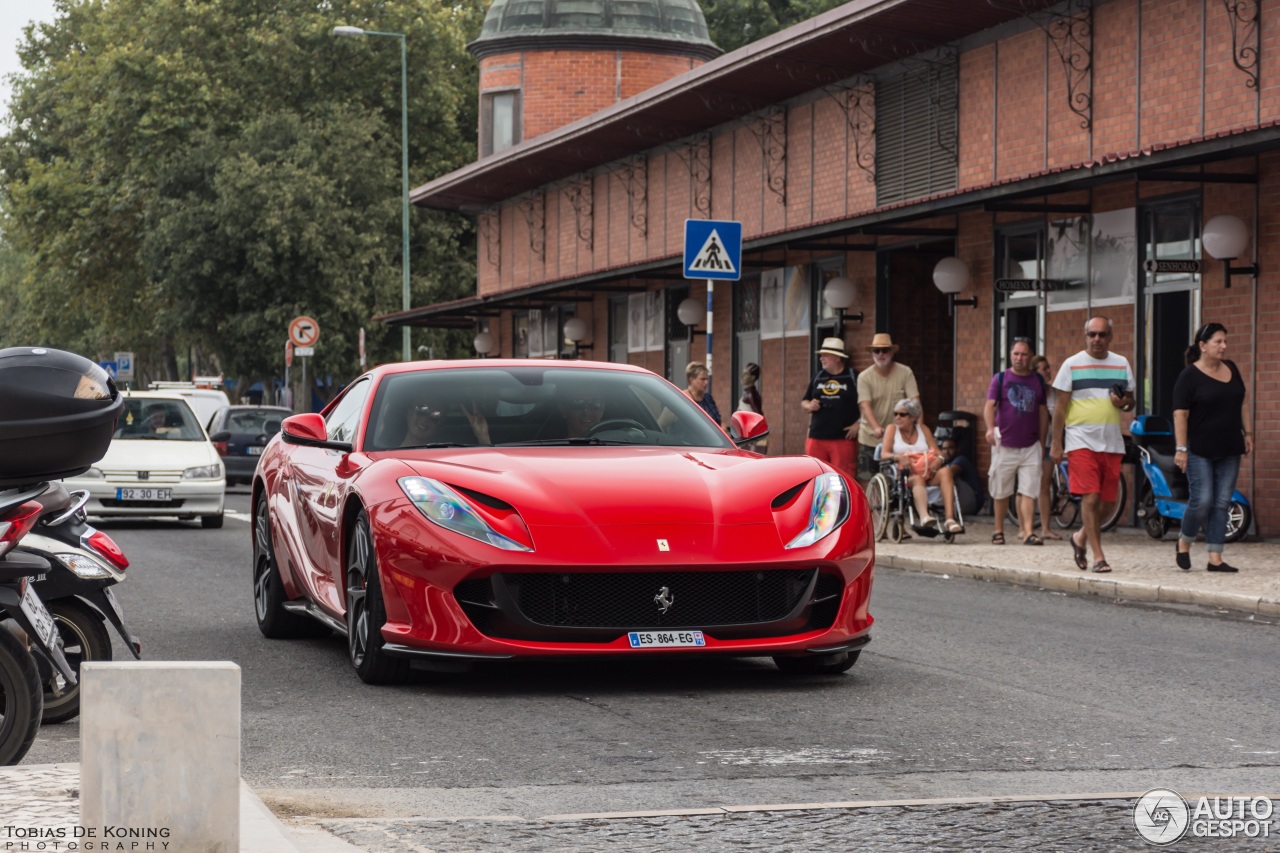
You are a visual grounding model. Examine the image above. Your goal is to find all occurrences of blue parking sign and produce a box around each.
[684,219,742,281]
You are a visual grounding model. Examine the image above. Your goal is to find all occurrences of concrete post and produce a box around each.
[80,661,241,853]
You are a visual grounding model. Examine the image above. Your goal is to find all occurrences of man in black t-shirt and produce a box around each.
[800,337,860,480]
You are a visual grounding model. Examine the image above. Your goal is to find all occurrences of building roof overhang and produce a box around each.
[413,0,1062,213]
[384,121,1280,328]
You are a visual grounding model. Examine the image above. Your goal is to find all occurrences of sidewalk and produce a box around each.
[875,516,1280,617]
[2,521,1274,851]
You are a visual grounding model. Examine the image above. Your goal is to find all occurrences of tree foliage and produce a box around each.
[702,0,851,53]
[0,0,483,394]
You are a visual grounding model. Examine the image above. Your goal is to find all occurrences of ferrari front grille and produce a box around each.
[453,568,842,641]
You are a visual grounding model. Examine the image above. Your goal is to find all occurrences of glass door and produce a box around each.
[994,224,1046,371]
[1138,199,1201,417]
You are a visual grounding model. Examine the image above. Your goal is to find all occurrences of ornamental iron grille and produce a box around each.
[613,155,649,237]
[822,77,876,183]
[743,105,787,205]
[565,176,594,250]
[735,276,761,332]
[673,133,713,218]
[987,0,1093,130]
[481,209,501,272]
[1222,0,1260,90]
[518,191,546,262]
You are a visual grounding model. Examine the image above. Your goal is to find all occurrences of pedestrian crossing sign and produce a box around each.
[684,219,742,281]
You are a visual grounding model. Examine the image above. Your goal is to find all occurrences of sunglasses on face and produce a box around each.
[871,348,891,355]
[893,411,910,417]
[412,405,441,418]
[566,399,604,412]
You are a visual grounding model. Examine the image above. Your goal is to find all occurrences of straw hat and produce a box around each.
[868,333,900,353]
[815,337,850,359]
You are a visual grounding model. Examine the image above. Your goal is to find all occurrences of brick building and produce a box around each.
[389,0,1277,535]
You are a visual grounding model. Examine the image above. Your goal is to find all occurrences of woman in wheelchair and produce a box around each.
[882,398,964,536]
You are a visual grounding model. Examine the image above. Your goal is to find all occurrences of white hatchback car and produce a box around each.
[64,392,226,527]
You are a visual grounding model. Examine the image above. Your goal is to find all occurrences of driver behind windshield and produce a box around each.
[559,397,605,438]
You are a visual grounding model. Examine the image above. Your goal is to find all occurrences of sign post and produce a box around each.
[114,352,135,384]
[288,317,319,413]
[684,220,742,385]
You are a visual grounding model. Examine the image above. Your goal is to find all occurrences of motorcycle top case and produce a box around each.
[0,347,123,485]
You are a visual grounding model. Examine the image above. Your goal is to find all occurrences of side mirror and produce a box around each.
[729,410,770,447]
[280,413,353,452]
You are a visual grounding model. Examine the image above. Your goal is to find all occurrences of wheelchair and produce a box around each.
[863,452,964,544]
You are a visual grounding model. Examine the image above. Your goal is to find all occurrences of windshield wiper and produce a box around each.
[493,437,631,447]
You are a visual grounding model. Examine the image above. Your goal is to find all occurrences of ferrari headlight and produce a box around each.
[399,476,532,552]
[785,473,851,549]
[183,463,223,479]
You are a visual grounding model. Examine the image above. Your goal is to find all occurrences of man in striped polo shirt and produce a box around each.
[1050,316,1135,574]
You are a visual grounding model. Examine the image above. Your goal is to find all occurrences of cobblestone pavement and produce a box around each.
[0,763,79,834]
[315,799,1270,852]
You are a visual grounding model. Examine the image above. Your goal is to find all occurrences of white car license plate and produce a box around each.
[247,446,264,455]
[116,488,172,501]
[19,581,59,650]
[627,630,705,648]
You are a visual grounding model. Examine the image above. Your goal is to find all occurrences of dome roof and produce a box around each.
[470,0,720,59]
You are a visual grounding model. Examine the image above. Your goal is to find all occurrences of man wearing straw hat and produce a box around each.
[857,333,920,479]
[800,337,861,479]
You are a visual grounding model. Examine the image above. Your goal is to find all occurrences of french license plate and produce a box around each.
[116,488,172,501]
[19,581,59,650]
[627,630,705,648]
[247,446,264,455]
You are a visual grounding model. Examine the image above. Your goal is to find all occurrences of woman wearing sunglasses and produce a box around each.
[882,397,964,536]
[1172,322,1251,572]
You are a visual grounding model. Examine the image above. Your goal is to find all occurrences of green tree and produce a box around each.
[702,0,849,53]
[1,0,482,395]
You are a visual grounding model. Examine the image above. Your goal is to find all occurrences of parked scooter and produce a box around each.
[0,488,78,765]
[20,481,140,723]
[0,345,125,761]
[1131,415,1252,542]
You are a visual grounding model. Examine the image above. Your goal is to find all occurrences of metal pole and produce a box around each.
[399,35,411,362]
[705,280,714,383]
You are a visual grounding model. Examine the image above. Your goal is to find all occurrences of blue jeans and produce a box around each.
[1179,452,1241,553]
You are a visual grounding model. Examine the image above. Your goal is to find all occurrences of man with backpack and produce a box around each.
[983,337,1049,545]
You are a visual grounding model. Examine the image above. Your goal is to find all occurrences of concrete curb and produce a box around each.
[878,554,1279,616]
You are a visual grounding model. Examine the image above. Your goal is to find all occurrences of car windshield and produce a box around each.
[224,409,289,435]
[114,398,205,441]
[365,366,734,451]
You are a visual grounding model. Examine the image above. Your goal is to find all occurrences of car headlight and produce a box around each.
[399,476,533,552]
[785,473,851,549]
[182,463,223,479]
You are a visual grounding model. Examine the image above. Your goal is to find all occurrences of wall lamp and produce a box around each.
[932,256,978,315]
[821,276,863,336]
[677,297,704,343]
[1202,214,1258,288]
[473,330,496,358]
[563,317,590,359]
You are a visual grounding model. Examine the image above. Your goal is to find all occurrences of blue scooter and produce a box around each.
[1130,415,1252,542]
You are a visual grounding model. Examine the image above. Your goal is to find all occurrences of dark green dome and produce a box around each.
[470,0,720,60]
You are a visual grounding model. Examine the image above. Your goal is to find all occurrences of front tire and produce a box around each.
[774,650,859,675]
[0,625,43,765]
[346,512,410,685]
[1225,501,1251,543]
[253,497,329,639]
[40,600,112,725]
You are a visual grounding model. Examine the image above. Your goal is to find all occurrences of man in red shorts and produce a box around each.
[1050,316,1135,573]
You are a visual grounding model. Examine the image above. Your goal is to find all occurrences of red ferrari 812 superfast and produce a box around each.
[252,360,874,682]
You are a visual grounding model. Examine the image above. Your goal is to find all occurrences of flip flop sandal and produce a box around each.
[1024,534,1044,546]
[991,531,1006,545]
[1070,532,1088,570]
[944,519,964,535]
[1091,560,1112,573]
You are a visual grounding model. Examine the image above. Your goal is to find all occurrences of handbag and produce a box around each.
[905,450,938,478]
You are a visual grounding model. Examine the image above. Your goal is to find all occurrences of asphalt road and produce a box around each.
[23,489,1280,831]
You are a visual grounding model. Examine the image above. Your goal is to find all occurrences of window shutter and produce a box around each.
[875,56,958,206]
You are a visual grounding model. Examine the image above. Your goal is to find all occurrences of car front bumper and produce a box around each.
[71,479,226,518]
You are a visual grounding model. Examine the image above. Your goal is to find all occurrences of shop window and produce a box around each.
[994,226,1045,372]
[875,56,958,206]
[481,90,521,157]
[734,275,761,406]
[609,296,629,362]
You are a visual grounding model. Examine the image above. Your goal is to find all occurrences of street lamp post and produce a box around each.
[332,25,412,362]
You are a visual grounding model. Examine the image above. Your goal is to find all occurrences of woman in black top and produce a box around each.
[1172,323,1252,572]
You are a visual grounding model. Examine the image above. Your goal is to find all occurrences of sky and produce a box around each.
[0,0,57,111]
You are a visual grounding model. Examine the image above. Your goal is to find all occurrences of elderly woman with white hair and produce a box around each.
[880,397,964,535]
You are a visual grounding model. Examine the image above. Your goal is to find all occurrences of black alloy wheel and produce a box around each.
[252,498,328,639]
[346,512,409,685]
[40,599,112,724]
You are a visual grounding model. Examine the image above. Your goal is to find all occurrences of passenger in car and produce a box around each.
[400,400,491,447]
[560,398,605,438]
